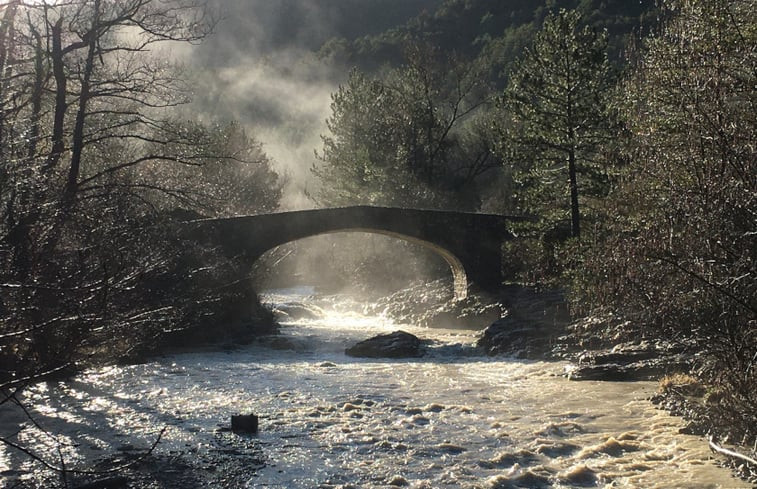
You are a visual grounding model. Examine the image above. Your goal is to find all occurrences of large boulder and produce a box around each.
[477,286,570,358]
[477,316,538,357]
[345,331,422,358]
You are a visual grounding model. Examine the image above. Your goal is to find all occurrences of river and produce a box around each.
[0,288,749,488]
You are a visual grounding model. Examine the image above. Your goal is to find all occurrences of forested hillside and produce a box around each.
[320,0,658,71]
[0,0,283,390]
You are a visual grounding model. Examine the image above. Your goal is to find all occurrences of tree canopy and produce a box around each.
[0,0,283,389]
[314,45,497,209]
[499,9,616,238]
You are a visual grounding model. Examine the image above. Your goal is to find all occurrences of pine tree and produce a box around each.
[501,9,615,239]
[313,45,495,210]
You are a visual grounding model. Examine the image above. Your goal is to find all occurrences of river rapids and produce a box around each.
[0,288,749,488]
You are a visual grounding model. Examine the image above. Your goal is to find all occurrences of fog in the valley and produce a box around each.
[185,0,442,210]
[184,0,449,293]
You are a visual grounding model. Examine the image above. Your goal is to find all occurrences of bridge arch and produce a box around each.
[179,206,513,298]
[255,228,469,299]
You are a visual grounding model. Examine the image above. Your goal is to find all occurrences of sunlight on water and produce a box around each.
[0,291,749,488]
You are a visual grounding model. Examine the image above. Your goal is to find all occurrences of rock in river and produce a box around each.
[477,286,570,359]
[566,344,693,381]
[273,302,323,320]
[345,330,422,358]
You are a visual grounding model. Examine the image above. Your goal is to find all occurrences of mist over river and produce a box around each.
[0,288,748,488]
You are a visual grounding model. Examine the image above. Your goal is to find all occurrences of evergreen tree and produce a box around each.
[314,46,496,209]
[500,9,615,238]
[313,69,413,206]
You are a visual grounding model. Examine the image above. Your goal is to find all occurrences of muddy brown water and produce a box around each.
[0,292,749,488]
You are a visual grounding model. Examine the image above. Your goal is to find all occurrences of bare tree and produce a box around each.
[0,0,219,382]
[27,0,213,198]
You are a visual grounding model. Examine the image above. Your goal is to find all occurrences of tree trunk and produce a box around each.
[0,1,19,156]
[27,26,44,163]
[67,0,100,197]
[568,147,580,238]
[45,17,67,170]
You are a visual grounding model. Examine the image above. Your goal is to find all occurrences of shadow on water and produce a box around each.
[1,373,266,488]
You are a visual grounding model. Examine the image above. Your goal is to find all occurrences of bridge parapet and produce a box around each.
[180,206,516,299]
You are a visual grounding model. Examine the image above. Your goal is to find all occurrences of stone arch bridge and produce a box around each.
[179,206,516,299]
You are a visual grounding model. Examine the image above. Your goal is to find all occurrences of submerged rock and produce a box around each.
[345,330,422,358]
[388,475,409,486]
[273,302,323,320]
[258,335,301,351]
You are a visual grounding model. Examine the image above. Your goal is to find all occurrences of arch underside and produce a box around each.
[258,228,469,300]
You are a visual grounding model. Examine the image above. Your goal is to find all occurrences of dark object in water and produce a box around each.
[231,413,259,433]
[73,477,128,489]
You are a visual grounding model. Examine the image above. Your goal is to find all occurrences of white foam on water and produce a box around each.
[0,292,748,488]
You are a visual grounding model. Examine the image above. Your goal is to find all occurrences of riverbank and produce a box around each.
[471,285,757,485]
[0,296,280,488]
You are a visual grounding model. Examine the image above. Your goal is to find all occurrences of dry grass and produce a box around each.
[658,372,705,397]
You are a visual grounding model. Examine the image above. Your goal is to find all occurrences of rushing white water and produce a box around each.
[0,289,749,488]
